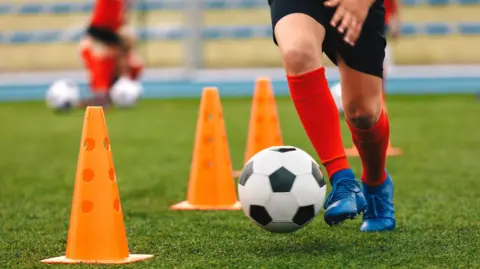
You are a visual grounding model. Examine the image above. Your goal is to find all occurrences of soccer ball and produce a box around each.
[238,146,327,233]
[330,82,344,115]
[110,77,142,108]
[45,79,80,111]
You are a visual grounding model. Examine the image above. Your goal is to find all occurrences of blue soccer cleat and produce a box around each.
[360,173,396,232]
[324,169,368,226]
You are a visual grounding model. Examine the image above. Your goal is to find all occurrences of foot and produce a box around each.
[360,173,396,232]
[324,169,367,226]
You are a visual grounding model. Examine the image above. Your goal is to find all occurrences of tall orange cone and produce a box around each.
[345,91,402,156]
[171,87,241,210]
[233,77,283,176]
[41,107,153,264]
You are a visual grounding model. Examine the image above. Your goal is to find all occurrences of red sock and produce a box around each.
[80,46,94,70]
[127,53,144,80]
[347,110,390,186]
[287,67,350,178]
[80,46,116,93]
[90,55,116,93]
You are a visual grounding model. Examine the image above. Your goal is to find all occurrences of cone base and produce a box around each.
[345,147,403,156]
[41,254,153,264]
[171,200,241,211]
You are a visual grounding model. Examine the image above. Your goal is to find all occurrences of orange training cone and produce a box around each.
[171,87,241,210]
[345,95,402,156]
[41,107,153,264]
[233,77,283,177]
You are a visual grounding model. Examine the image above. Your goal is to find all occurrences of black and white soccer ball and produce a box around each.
[110,77,142,108]
[238,146,327,233]
[45,79,80,111]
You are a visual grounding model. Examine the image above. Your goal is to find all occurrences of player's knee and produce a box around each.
[282,47,319,75]
[346,109,378,130]
[274,14,324,75]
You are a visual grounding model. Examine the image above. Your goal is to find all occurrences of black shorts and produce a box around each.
[268,0,386,78]
[86,25,122,45]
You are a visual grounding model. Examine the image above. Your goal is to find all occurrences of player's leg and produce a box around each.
[78,0,125,108]
[269,0,366,225]
[339,59,388,182]
[78,36,118,108]
[118,27,144,81]
[125,52,144,81]
[336,11,396,232]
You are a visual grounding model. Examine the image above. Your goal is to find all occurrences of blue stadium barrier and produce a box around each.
[0,0,479,15]
[1,76,480,102]
[1,23,480,44]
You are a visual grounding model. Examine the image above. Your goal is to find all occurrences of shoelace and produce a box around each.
[365,194,390,219]
[327,179,360,204]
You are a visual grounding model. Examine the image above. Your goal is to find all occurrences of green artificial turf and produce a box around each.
[0,95,479,269]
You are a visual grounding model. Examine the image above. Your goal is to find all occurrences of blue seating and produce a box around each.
[399,23,418,35]
[458,0,480,4]
[401,0,420,6]
[69,29,85,42]
[458,22,480,34]
[0,0,478,15]
[35,30,62,43]
[426,0,450,5]
[1,22,480,44]
[425,23,451,35]
[0,4,12,15]
[49,3,77,14]
[0,0,479,44]
[18,3,45,14]
[79,2,94,13]
[8,31,35,44]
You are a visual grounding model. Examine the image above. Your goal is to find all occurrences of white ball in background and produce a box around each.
[45,79,80,111]
[110,77,143,108]
[330,82,344,115]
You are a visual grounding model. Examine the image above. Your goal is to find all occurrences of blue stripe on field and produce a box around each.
[0,77,479,102]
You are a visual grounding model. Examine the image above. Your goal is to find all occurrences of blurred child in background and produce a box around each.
[78,0,143,108]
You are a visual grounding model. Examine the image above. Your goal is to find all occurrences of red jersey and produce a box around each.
[384,0,397,24]
[90,0,125,32]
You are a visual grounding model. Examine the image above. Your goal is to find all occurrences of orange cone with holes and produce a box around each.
[171,87,241,210]
[345,92,402,156]
[233,77,283,177]
[41,107,153,264]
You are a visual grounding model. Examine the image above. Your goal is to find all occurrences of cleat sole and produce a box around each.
[325,212,358,226]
